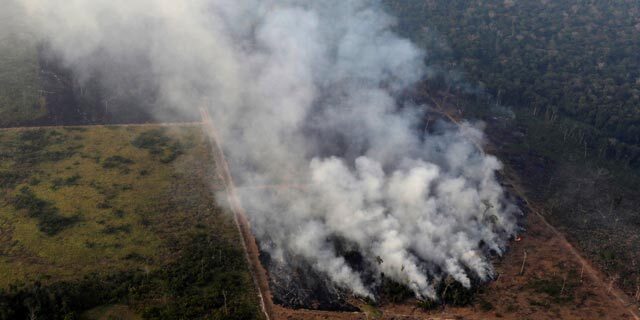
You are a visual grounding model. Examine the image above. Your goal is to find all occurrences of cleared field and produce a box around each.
[271,108,638,320]
[0,125,263,319]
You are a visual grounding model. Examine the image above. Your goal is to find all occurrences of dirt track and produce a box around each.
[199,108,274,320]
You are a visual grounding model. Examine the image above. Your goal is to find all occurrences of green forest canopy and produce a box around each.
[385,0,640,166]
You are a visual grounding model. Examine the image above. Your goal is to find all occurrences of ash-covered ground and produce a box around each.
[257,110,529,311]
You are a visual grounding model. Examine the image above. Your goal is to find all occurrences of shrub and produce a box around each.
[380,277,413,303]
[113,209,125,218]
[102,224,131,235]
[97,201,112,209]
[416,299,439,310]
[12,130,75,164]
[11,187,79,236]
[102,156,134,169]
[0,171,25,189]
[131,129,170,153]
[28,177,41,186]
[159,141,185,163]
[51,174,81,190]
[527,276,575,303]
[415,276,481,310]
[132,129,186,163]
[478,298,494,311]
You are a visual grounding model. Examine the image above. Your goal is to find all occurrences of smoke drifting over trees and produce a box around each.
[16,0,520,299]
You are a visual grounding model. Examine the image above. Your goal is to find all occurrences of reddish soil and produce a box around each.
[200,108,274,320]
[271,207,638,320]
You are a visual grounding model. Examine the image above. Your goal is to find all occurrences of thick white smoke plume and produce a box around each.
[16,0,520,299]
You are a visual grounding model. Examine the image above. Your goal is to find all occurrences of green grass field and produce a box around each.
[0,125,263,319]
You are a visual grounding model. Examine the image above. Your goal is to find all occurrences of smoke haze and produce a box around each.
[15,0,520,299]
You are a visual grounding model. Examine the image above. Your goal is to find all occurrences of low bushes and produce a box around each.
[10,187,79,236]
[102,155,134,169]
[132,129,186,163]
[50,174,81,190]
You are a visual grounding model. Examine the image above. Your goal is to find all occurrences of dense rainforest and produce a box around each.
[386,0,640,168]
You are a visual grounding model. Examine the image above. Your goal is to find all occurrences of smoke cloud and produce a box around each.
[15,0,520,299]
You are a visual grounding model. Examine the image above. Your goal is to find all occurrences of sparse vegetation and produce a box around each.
[527,275,575,304]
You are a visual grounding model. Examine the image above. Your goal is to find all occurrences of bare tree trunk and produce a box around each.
[607,278,615,294]
[200,258,204,280]
[223,290,228,315]
[519,250,527,275]
[28,305,37,320]
[584,140,588,158]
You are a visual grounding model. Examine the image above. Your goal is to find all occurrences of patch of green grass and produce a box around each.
[527,276,575,304]
[361,304,383,319]
[63,127,88,132]
[0,125,261,319]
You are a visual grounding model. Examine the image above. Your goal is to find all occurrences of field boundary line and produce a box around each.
[200,107,273,320]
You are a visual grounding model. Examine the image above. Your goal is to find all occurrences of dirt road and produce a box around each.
[199,108,274,320]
